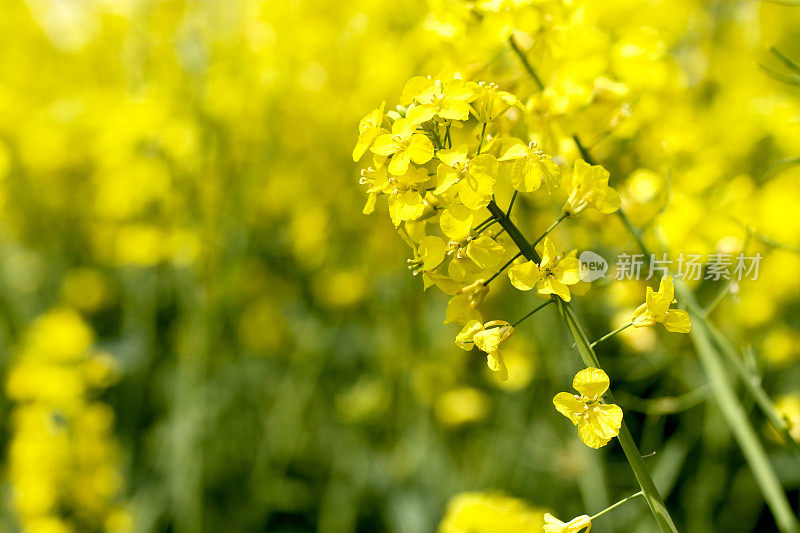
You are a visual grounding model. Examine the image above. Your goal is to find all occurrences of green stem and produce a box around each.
[477,122,488,154]
[590,322,633,348]
[677,291,800,533]
[702,282,731,317]
[511,299,553,328]
[484,252,523,286]
[590,490,644,521]
[506,190,519,217]
[508,35,545,90]
[532,213,569,247]
[485,200,678,533]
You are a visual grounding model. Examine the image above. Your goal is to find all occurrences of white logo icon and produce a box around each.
[579,250,608,282]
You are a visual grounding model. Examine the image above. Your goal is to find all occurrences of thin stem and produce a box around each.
[508,35,545,90]
[573,134,595,164]
[477,122,488,155]
[590,491,644,521]
[511,299,553,328]
[702,282,731,317]
[474,215,496,232]
[484,251,523,286]
[590,322,633,348]
[445,123,452,149]
[506,190,519,217]
[485,199,678,533]
[476,219,500,234]
[532,213,569,247]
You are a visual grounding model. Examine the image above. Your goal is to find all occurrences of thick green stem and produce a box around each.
[485,200,678,533]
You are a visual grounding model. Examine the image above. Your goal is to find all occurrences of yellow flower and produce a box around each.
[456,320,514,380]
[631,276,692,333]
[434,145,498,210]
[562,159,620,216]
[371,118,434,176]
[498,140,561,193]
[408,235,449,275]
[352,101,385,162]
[468,81,518,122]
[553,367,623,449]
[543,513,592,533]
[406,79,474,124]
[445,279,489,325]
[508,237,581,301]
[438,491,547,532]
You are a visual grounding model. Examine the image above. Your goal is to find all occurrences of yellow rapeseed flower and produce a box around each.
[508,237,581,301]
[352,101,386,162]
[434,145,498,210]
[631,276,692,333]
[553,367,623,449]
[371,118,434,176]
[456,319,514,380]
[562,159,620,216]
[543,513,593,533]
[498,140,561,193]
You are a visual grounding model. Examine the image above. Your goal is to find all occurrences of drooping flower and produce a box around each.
[498,140,561,193]
[544,513,592,533]
[456,320,514,380]
[631,275,692,333]
[445,280,489,325]
[562,159,620,216]
[352,101,386,162]
[508,237,581,301]
[553,367,623,448]
[370,118,434,176]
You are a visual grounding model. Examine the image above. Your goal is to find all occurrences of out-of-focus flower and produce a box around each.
[632,276,691,333]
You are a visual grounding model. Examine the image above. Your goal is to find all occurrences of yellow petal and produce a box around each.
[466,236,504,270]
[445,294,482,325]
[407,133,434,164]
[663,309,692,333]
[553,392,585,425]
[440,204,474,242]
[387,191,424,226]
[511,159,542,192]
[418,235,447,270]
[508,260,542,291]
[572,367,610,398]
[556,257,581,285]
[539,279,571,301]
[370,133,397,156]
[577,419,613,449]
[456,320,484,350]
[388,150,412,176]
[486,350,508,381]
[497,141,529,161]
[645,285,670,318]
[539,236,556,267]
[589,403,623,440]
[437,144,469,168]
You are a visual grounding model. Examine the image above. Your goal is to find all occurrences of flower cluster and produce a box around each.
[355,75,622,380]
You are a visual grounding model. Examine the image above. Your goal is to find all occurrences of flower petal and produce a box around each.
[572,367,610,398]
[553,392,585,425]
